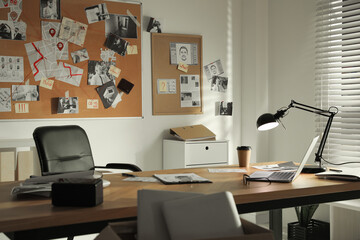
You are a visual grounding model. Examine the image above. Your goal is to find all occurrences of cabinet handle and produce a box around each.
[205,146,209,150]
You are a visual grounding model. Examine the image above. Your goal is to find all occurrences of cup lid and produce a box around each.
[237,146,251,150]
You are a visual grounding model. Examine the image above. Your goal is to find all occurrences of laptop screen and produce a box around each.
[293,136,320,180]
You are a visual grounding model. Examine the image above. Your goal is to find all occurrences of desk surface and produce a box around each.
[1,164,360,235]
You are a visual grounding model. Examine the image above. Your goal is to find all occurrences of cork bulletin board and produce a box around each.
[151,33,203,115]
[0,0,142,120]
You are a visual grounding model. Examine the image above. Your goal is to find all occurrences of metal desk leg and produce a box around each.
[270,209,282,240]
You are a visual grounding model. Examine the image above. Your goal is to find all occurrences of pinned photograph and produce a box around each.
[105,33,129,56]
[211,76,228,93]
[11,85,39,101]
[105,14,138,39]
[87,60,115,85]
[147,17,162,33]
[96,81,119,109]
[217,101,233,116]
[170,42,198,65]
[204,59,224,80]
[40,0,60,20]
[71,48,89,64]
[57,97,79,114]
[0,20,26,40]
[85,3,109,24]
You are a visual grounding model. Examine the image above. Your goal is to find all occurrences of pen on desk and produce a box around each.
[122,173,136,177]
[329,168,342,173]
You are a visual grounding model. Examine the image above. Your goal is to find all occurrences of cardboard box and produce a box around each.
[95,219,273,240]
[170,124,216,141]
[0,151,15,182]
[16,151,34,181]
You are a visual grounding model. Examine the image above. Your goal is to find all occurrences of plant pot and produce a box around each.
[288,219,329,240]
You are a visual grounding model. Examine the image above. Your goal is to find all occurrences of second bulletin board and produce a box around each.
[151,33,203,115]
[0,0,142,120]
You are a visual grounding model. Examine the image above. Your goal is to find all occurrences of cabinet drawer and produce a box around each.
[185,142,228,166]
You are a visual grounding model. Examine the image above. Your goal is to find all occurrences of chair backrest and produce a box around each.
[33,125,95,176]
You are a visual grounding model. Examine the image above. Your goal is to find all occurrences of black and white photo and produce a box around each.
[219,101,233,116]
[96,80,119,109]
[105,14,138,39]
[105,33,129,56]
[85,3,109,24]
[170,42,198,65]
[147,17,162,33]
[87,60,115,85]
[40,0,60,20]
[211,76,228,93]
[11,85,39,101]
[204,59,224,80]
[71,48,89,64]
[0,21,26,41]
[57,97,79,114]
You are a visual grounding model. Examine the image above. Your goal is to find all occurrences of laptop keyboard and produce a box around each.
[270,171,295,181]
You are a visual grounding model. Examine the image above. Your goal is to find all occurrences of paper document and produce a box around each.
[154,173,212,185]
[208,169,247,173]
[252,161,297,171]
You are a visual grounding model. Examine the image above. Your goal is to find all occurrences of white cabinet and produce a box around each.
[163,139,228,169]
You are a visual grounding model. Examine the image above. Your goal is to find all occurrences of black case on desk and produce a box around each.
[52,178,103,207]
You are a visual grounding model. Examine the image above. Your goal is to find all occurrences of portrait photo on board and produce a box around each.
[105,33,129,56]
[87,60,115,86]
[170,42,198,65]
[40,0,61,20]
[85,3,110,24]
[105,14,138,39]
[11,85,39,101]
[57,97,79,114]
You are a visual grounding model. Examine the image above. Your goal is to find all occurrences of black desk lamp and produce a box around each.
[256,100,338,173]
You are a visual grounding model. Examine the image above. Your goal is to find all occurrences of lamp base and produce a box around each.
[302,165,326,173]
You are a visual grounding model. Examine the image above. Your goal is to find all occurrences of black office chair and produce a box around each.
[33,125,141,176]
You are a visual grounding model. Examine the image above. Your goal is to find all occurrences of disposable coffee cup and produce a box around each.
[237,146,251,168]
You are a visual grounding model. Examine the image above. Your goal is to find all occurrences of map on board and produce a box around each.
[54,62,83,87]
[25,40,57,81]
[41,21,69,60]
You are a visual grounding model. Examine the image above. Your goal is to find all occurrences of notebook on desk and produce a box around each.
[248,136,319,183]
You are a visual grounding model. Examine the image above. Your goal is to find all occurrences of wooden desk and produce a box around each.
[1,166,360,239]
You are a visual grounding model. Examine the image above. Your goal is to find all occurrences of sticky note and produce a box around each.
[127,45,138,55]
[178,62,189,72]
[158,80,168,92]
[15,103,29,113]
[40,78,54,90]
[108,65,121,78]
[87,99,99,109]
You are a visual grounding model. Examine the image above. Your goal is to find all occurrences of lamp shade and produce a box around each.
[256,113,279,131]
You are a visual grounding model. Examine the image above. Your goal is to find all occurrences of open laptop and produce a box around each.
[248,136,319,183]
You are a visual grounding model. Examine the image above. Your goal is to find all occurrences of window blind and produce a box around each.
[315,0,360,164]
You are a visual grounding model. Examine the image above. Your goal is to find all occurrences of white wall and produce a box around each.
[0,0,242,171]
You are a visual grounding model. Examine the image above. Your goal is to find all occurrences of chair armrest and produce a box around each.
[94,163,142,172]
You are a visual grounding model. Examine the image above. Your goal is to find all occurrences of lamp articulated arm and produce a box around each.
[273,100,338,168]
